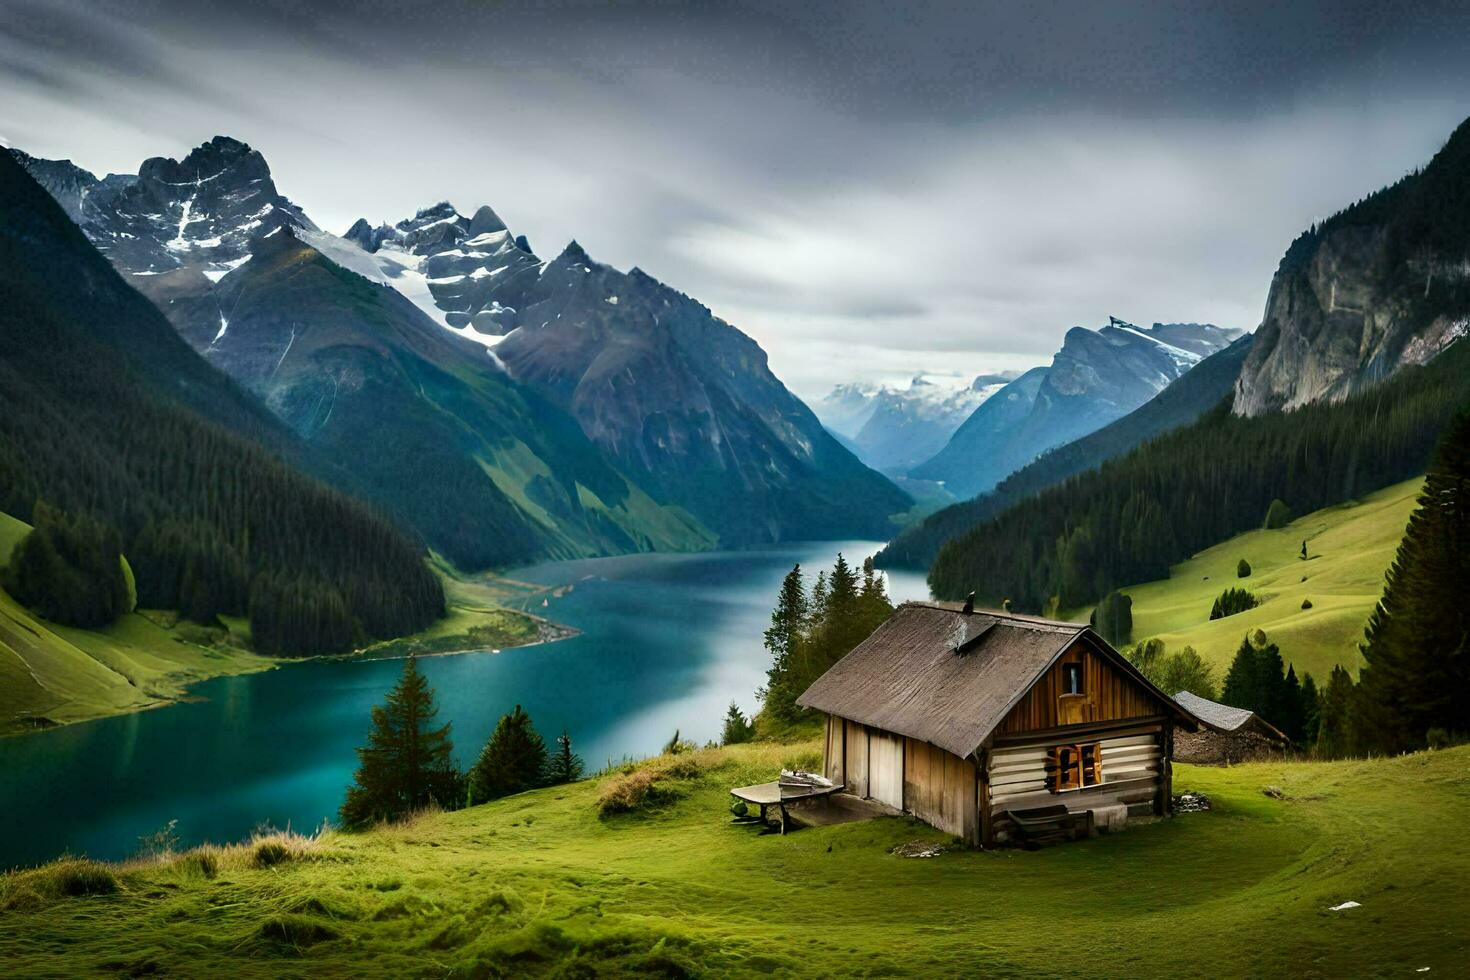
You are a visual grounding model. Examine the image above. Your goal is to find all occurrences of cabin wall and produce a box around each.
[903,736,979,842]
[984,721,1166,843]
[823,715,845,786]
[821,714,979,844]
[844,718,869,798]
[997,640,1159,734]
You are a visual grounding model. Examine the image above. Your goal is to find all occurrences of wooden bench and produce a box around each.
[1004,804,1093,848]
[729,780,845,835]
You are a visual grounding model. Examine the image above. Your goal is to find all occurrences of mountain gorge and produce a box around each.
[913,319,1241,498]
[13,137,904,563]
[1235,118,1470,416]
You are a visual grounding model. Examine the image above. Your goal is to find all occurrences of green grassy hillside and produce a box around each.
[1082,478,1421,681]
[3,740,1465,977]
[0,524,553,734]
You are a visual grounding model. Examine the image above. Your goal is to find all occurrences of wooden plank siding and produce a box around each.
[997,639,1159,734]
[823,715,845,787]
[822,716,980,843]
[902,736,978,842]
[843,718,869,799]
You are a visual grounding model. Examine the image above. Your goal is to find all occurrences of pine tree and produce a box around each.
[721,701,755,745]
[760,564,809,721]
[1355,410,1470,753]
[1299,673,1321,746]
[1222,635,1263,712]
[1280,664,1306,743]
[1316,664,1356,758]
[468,705,548,803]
[546,729,584,785]
[340,654,459,828]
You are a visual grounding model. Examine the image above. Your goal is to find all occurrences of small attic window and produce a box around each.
[1062,662,1084,695]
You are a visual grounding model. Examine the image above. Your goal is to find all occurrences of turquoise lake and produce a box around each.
[0,542,928,868]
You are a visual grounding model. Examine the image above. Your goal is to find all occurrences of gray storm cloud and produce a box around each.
[3,0,1469,398]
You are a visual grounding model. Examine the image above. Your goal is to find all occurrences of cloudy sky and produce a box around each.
[3,1,1469,399]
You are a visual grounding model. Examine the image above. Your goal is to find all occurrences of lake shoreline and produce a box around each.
[1,605,576,739]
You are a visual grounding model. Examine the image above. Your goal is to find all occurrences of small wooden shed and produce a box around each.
[1172,690,1289,764]
[796,601,1200,846]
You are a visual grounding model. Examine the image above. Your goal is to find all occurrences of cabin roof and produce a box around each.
[796,601,1193,758]
[1173,690,1289,741]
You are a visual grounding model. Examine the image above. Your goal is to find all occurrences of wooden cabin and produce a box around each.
[1172,690,1289,764]
[796,600,1200,846]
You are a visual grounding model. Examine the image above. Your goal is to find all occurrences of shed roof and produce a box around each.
[796,601,1191,759]
[1173,690,1289,741]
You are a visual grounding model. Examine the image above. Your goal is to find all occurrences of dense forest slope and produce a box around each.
[879,336,1253,569]
[927,337,1467,609]
[1235,116,1470,415]
[0,151,443,656]
[0,509,272,734]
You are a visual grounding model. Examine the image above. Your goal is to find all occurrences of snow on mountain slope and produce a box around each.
[913,319,1242,498]
[815,372,1019,474]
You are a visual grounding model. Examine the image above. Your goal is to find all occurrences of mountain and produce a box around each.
[18,136,905,556]
[877,334,1254,569]
[0,149,443,656]
[346,209,912,546]
[11,139,716,567]
[1235,116,1470,416]
[813,373,1017,474]
[926,335,1468,611]
[913,319,1242,498]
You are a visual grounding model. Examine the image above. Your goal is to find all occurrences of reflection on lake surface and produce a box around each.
[0,541,928,867]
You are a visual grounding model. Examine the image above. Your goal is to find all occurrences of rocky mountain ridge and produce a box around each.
[12,137,906,559]
[815,373,1018,475]
[913,318,1242,499]
[1234,117,1470,415]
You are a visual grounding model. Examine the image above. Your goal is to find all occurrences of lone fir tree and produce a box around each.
[469,705,548,802]
[546,729,585,785]
[721,701,755,745]
[340,654,459,828]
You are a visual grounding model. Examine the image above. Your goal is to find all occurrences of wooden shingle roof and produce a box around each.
[1173,690,1288,741]
[797,601,1190,758]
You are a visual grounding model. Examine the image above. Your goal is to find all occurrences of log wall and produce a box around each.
[985,723,1165,842]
